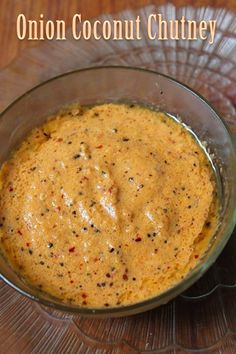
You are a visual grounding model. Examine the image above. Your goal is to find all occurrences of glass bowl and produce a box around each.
[0,66,235,317]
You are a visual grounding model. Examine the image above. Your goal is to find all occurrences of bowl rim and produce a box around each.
[0,65,236,317]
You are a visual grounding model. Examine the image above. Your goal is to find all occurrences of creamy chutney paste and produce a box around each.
[0,103,217,307]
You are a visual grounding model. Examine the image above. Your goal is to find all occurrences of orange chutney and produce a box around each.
[0,103,217,307]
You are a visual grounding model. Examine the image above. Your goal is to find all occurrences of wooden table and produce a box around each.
[0,0,235,71]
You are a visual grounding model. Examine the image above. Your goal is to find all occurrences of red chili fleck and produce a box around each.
[56,206,61,211]
[69,247,75,253]
[194,254,199,259]
[96,144,103,149]
[82,300,87,305]
[135,237,142,242]
[123,274,128,281]
[57,138,63,142]
[70,280,74,284]
[26,242,30,247]
[17,230,23,235]
[82,293,87,298]
[9,187,14,192]
[108,186,113,193]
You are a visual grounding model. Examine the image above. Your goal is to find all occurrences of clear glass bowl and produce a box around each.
[0,66,236,317]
